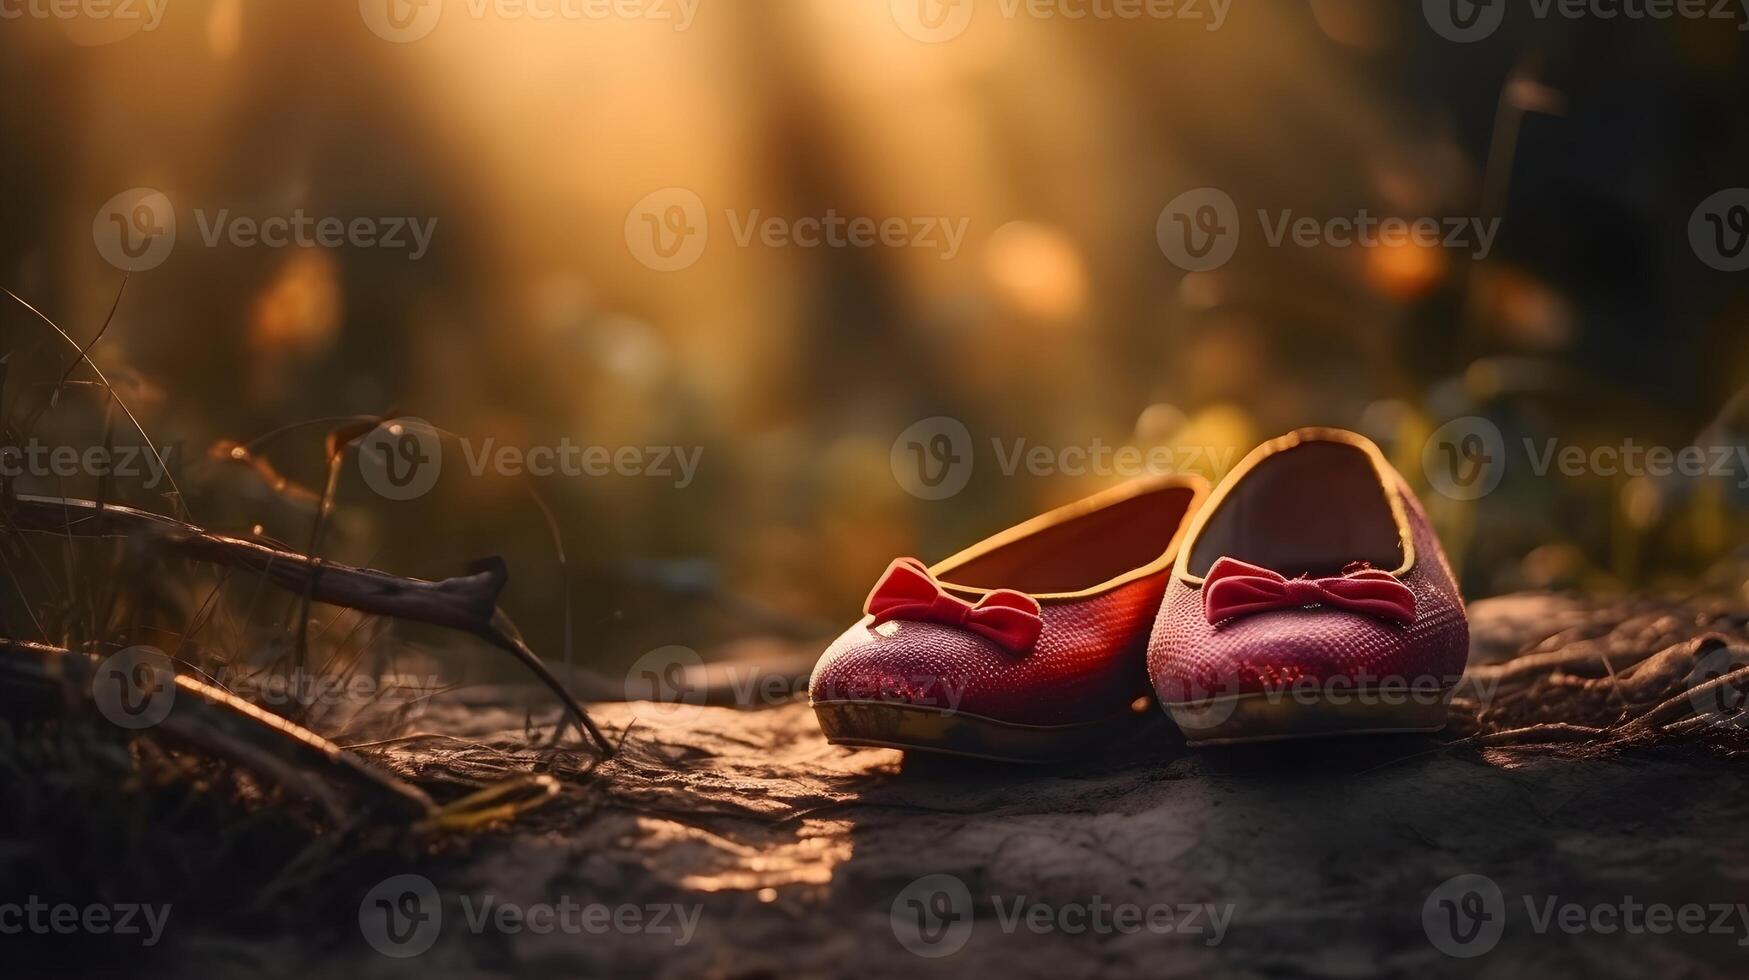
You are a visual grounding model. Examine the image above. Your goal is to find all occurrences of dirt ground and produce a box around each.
[171,595,1749,979]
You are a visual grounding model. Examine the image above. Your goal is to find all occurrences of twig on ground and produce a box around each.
[0,638,434,822]
[1466,723,1604,746]
[6,494,615,759]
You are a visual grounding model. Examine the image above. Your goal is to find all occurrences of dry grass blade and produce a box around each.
[1467,723,1604,746]
[2,286,187,517]
[0,638,435,822]
[1627,662,1749,730]
[8,494,615,758]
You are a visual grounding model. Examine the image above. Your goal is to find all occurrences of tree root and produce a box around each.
[1459,604,1749,752]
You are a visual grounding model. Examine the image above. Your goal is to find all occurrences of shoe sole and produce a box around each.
[1162,688,1454,746]
[811,700,1143,764]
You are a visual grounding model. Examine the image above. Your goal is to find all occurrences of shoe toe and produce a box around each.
[1151,584,1468,704]
[809,617,1004,716]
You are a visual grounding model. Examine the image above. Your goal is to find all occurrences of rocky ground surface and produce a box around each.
[175,594,1749,979]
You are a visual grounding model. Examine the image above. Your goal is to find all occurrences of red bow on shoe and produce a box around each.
[1202,557,1416,626]
[863,558,1044,652]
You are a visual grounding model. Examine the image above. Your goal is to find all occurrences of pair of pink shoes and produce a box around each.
[809,429,1470,761]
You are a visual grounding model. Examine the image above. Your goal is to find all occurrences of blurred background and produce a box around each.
[4,0,1749,683]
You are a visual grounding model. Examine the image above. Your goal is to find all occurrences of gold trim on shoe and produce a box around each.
[1170,427,1418,588]
[930,473,1210,604]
